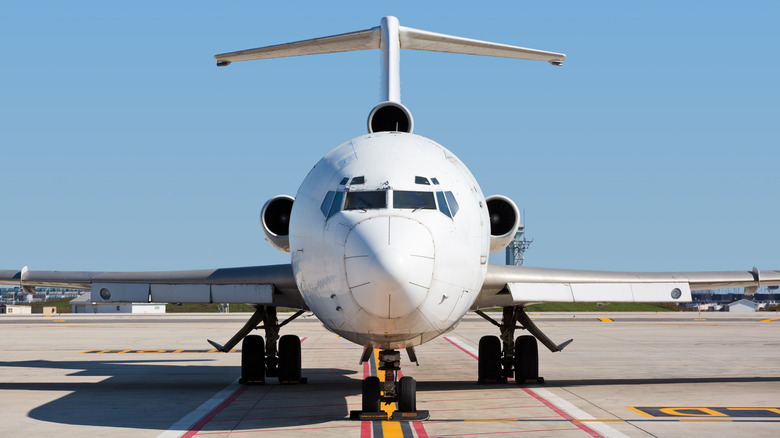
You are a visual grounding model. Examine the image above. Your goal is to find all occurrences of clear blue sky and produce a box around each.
[1,1,778,274]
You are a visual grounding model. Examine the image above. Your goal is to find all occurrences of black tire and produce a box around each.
[397,376,416,412]
[241,335,265,384]
[362,376,381,412]
[478,335,502,384]
[514,335,539,383]
[278,334,302,383]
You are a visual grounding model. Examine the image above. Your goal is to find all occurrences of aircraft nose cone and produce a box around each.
[345,217,434,319]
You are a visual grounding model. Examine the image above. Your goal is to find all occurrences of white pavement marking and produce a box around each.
[157,379,240,438]
[445,336,628,437]
[533,388,629,438]
[443,335,478,357]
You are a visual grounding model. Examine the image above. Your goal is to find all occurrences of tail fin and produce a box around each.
[215,16,565,105]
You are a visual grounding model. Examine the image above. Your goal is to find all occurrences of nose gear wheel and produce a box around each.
[350,349,429,421]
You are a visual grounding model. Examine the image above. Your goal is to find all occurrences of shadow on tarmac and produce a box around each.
[0,358,360,431]
[6,357,780,431]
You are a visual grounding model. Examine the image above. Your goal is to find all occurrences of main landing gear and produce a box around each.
[475,306,573,385]
[350,348,429,421]
[208,306,306,385]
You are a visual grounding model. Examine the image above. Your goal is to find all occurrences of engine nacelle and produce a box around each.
[486,195,521,253]
[367,101,414,134]
[261,195,294,253]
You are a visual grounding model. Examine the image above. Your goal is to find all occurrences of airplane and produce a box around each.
[2,16,779,420]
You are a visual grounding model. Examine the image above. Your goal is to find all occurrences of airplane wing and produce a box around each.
[0,264,306,309]
[474,264,780,309]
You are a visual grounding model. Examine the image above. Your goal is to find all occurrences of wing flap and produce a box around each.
[506,282,691,306]
[1,264,302,308]
[476,264,779,309]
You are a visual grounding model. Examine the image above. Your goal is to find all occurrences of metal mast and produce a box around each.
[505,220,532,266]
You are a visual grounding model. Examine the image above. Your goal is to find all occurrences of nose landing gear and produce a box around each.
[350,348,429,421]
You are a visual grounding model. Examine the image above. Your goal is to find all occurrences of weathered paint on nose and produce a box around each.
[345,216,434,319]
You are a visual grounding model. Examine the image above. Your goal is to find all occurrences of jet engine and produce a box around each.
[367,101,414,133]
[261,195,294,253]
[486,195,521,253]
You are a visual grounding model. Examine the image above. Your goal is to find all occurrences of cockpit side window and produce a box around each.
[344,191,387,210]
[328,191,345,218]
[320,191,336,217]
[435,191,451,217]
[444,191,459,216]
[414,176,430,185]
[393,191,435,210]
[350,176,365,185]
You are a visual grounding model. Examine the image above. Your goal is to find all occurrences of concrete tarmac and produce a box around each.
[1,311,779,437]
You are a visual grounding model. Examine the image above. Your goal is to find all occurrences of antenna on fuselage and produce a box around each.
[214,16,565,134]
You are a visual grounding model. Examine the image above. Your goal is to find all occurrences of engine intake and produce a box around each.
[367,101,414,133]
[261,195,294,253]
[486,195,521,253]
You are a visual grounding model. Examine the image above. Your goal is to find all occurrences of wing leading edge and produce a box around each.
[475,264,780,309]
[0,264,305,309]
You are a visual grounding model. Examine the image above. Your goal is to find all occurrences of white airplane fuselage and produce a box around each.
[289,132,490,349]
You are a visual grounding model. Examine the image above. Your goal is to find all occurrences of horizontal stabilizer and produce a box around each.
[399,26,565,64]
[214,16,565,105]
[215,22,565,66]
[215,28,380,65]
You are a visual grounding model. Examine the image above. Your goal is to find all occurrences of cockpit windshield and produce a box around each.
[393,191,436,210]
[344,191,387,210]
[321,178,458,219]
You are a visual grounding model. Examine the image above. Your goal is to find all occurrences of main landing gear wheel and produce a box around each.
[278,334,301,383]
[241,335,265,384]
[362,376,381,412]
[398,376,416,412]
[514,335,539,383]
[478,335,502,384]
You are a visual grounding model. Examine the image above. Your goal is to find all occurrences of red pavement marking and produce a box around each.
[443,336,477,359]
[182,385,249,438]
[184,337,308,437]
[360,352,372,438]
[445,337,605,438]
[195,424,363,435]
[412,420,429,438]
[416,427,582,437]
[522,388,602,437]
[361,420,372,438]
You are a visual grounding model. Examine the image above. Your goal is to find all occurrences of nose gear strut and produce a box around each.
[350,348,429,421]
